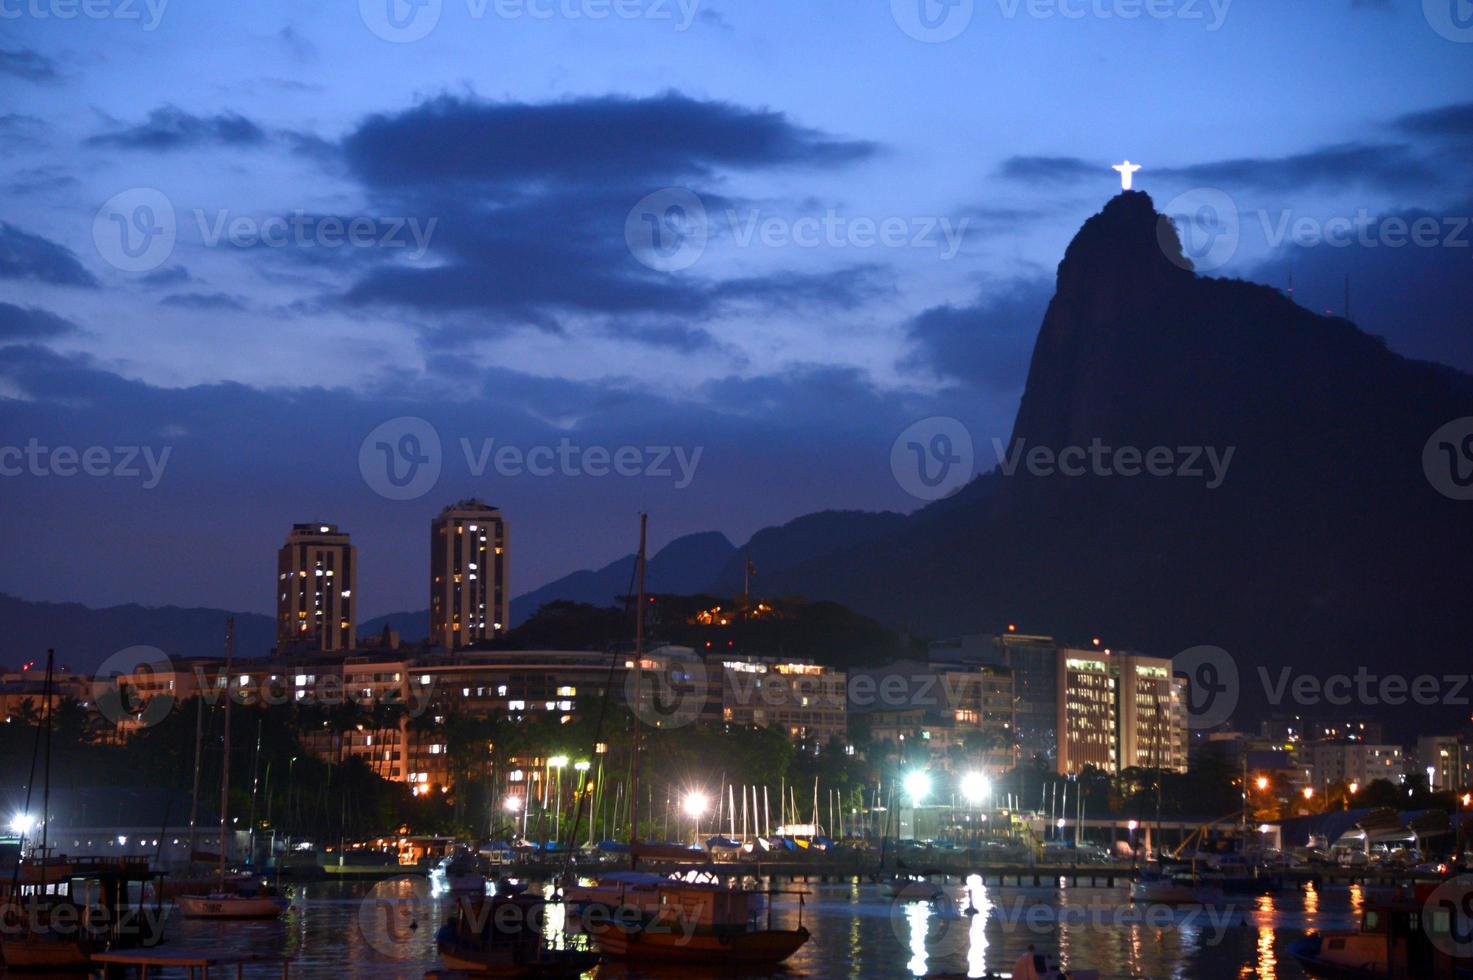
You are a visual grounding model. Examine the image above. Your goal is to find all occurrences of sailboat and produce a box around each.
[578,516,811,965]
[178,620,290,919]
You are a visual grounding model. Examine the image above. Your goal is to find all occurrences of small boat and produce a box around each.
[582,878,810,964]
[1130,869,1224,905]
[1288,885,1473,978]
[889,876,944,901]
[177,885,290,919]
[435,893,600,976]
[430,850,486,895]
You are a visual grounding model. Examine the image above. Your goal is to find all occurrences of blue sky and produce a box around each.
[1,0,1470,619]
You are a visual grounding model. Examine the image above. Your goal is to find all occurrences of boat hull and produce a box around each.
[591,924,810,963]
[177,894,289,919]
[0,937,92,971]
[438,942,599,977]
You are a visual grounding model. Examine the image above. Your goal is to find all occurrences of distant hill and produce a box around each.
[507,530,735,626]
[0,593,274,671]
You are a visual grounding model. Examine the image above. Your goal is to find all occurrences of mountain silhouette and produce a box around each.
[751,191,1473,731]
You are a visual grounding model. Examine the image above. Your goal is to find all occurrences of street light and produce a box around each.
[683,791,709,843]
[1255,776,1269,791]
[903,771,931,805]
[9,813,34,835]
[960,772,989,805]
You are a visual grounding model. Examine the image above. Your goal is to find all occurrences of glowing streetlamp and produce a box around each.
[503,795,523,813]
[960,772,989,806]
[1302,786,1314,801]
[1255,776,1269,792]
[903,771,931,805]
[9,813,35,835]
[683,791,709,842]
[1349,782,1359,795]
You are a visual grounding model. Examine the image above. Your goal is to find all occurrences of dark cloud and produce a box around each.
[0,303,77,341]
[160,291,248,311]
[326,94,884,329]
[0,223,98,287]
[998,156,1098,183]
[0,47,58,82]
[6,166,78,196]
[342,93,875,190]
[87,107,269,150]
[901,278,1052,389]
[139,265,197,287]
[1394,101,1473,139]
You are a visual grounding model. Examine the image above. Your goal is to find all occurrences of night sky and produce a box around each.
[1,1,1470,618]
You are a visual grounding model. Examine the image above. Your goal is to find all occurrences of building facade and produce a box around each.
[1308,742,1406,790]
[429,500,509,650]
[719,658,847,748]
[276,523,357,652]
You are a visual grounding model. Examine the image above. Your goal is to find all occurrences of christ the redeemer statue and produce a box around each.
[1113,160,1142,191]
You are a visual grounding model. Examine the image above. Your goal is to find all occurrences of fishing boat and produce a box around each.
[1287,884,1473,978]
[577,515,811,966]
[178,619,290,920]
[435,893,600,976]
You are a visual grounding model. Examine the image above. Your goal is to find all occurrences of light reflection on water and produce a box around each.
[0,877,1367,979]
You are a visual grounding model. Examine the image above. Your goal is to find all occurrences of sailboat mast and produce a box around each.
[40,649,54,888]
[629,514,647,866]
[218,617,234,881]
[188,695,203,870]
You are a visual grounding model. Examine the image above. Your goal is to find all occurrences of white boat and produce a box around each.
[430,851,487,894]
[177,891,291,919]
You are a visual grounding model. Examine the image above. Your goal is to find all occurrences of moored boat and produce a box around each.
[1288,884,1473,979]
[435,893,599,976]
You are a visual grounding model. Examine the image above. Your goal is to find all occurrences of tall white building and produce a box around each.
[430,500,508,649]
[276,523,357,652]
